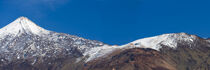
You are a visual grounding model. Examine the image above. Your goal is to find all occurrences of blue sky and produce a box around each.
[0,0,210,45]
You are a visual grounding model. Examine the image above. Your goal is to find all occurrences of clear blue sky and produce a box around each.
[0,0,209,45]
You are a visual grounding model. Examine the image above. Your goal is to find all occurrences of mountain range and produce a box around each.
[0,17,209,70]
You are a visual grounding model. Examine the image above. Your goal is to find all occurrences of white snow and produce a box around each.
[127,33,197,50]
[0,17,50,37]
[0,17,201,63]
[84,33,198,62]
[83,45,125,62]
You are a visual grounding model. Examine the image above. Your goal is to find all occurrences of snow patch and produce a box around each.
[83,45,124,62]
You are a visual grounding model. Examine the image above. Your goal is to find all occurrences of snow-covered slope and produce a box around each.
[0,17,207,64]
[127,33,199,50]
[0,17,105,63]
[84,33,203,62]
[0,17,50,37]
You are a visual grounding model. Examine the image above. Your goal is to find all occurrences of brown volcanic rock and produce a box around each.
[84,48,177,70]
[160,42,210,70]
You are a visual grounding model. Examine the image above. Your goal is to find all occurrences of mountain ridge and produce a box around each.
[0,17,209,70]
[0,17,207,62]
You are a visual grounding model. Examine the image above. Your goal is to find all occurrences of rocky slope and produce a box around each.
[0,17,209,70]
[85,44,210,70]
[0,17,105,70]
[84,33,210,70]
[84,48,177,70]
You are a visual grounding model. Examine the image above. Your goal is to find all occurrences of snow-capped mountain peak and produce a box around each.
[0,17,105,63]
[0,17,50,36]
[128,33,199,50]
[81,33,207,62]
